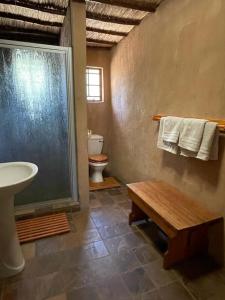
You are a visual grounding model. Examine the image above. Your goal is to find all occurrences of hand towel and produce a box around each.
[162,116,183,143]
[197,122,219,161]
[179,118,207,153]
[157,117,179,154]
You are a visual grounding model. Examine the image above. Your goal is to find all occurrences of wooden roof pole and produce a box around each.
[88,0,157,12]
[0,11,63,27]
[87,37,117,45]
[86,26,127,36]
[86,11,141,25]
[0,0,67,15]
[73,0,157,12]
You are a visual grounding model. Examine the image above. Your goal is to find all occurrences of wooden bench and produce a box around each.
[127,180,223,269]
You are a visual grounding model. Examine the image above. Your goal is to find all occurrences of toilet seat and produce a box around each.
[89,154,108,163]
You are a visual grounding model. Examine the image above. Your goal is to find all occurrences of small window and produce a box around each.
[86,67,103,102]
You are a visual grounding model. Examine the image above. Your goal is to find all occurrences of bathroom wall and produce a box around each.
[70,2,89,209]
[110,0,225,259]
[60,5,71,47]
[87,47,112,163]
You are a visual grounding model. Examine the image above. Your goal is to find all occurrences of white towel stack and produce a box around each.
[157,117,219,161]
[157,116,183,155]
[197,122,219,161]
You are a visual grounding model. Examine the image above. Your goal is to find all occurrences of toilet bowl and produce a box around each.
[89,161,108,183]
[88,134,108,183]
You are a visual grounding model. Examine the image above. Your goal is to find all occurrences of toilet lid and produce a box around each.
[89,154,108,163]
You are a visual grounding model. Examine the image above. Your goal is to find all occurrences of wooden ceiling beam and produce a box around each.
[0,29,58,44]
[0,11,63,27]
[86,11,140,25]
[86,37,117,46]
[86,0,157,12]
[0,24,58,36]
[0,0,67,15]
[86,26,127,36]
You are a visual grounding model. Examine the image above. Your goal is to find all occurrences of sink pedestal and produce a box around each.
[0,195,25,278]
[0,161,38,278]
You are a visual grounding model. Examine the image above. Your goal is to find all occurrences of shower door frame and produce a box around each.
[0,39,78,205]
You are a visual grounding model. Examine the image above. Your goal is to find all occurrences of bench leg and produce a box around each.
[129,202,148,225]
[164,225,209,269]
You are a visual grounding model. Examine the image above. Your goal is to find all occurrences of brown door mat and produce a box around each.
[89,176,121,191]
[16,213,70,243]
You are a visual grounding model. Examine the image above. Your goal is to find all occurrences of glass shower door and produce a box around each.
[0,42,76,205]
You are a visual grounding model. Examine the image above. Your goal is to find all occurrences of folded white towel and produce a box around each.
[179,118,207,152]
[157,117,219,161]
[180,121,219,160]
[197,122,219,161]
[157,117,179,154]
[162,116,183,143]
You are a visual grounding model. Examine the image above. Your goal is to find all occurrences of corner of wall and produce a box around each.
[71,2,89,209]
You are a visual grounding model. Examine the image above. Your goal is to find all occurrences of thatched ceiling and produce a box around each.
[83,0,165,47]
[0,0,69,44]
[0,0,165,46]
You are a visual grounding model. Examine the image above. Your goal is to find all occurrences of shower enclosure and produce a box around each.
[0,40,77,206]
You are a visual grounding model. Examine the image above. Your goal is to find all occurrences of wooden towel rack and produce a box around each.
[152,114,225,133]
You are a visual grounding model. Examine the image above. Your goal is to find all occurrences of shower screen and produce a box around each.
[0,42,76,205]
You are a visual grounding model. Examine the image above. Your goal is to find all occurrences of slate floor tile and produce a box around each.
[105,231,148,256]
[104,235,130,255]
[90,198,102,209]
[90,192,96,200]
[158,282,194,300]
[21,242,36,260]
[59,229,102,250]
[67,286,100,300]
[112,194,131,203]
[86,255,120,283]
[113,248,141,272]
[144,260,178,288]
[183,269,225,300]
[3,272,64,300]
[62,241,109,267]
[97,222,135,240]
[91,206,127,227]
[1,188,219,300]
[60,265,93,291]
[108,189,122,196]
[124,231,148,248]
[99,196,115,207]
[139,290,162,300]
[96,274,131,300]
[122,267,155,296]
[47,294,67,300]
[72,211,96,231]
[36,236,61,256]
[133,244,161,265]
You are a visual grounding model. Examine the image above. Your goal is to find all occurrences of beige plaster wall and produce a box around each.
[59,5,71,47]
[71,2,89,209]
[87,47,112,169]
[110,0,225,259]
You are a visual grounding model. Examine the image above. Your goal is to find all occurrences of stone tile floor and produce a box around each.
[0,186,225,300]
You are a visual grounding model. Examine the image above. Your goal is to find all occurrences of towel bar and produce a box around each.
[152,114,225,133]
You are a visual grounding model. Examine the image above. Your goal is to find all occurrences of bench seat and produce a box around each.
[127,180,223,269]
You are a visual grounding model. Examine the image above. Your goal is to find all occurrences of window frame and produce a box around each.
[86,66,104,103]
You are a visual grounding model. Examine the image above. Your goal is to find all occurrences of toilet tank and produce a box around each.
[88,134,104,155]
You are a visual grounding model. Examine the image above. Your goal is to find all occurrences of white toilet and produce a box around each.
[88,134,108,183]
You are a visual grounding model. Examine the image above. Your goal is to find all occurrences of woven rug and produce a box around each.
[16,213,70,243]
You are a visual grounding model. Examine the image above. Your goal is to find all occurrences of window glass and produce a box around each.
[86,67,103,102]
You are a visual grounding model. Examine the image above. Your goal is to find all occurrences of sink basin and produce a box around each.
[0,162,38,196]
[0,162,38,278]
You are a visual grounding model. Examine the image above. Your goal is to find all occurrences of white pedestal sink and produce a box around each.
[0,162,38,278]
